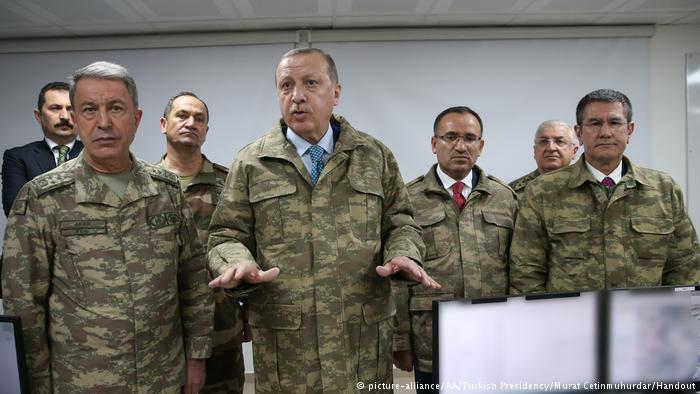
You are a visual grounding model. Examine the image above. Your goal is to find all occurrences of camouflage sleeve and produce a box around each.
[208,156,259,280]
[175,187,214,359]
[509,184,548,294]
[379,145,425,264]
[1,185,53,392]
[662,180,700,285]
[391,281,411,352]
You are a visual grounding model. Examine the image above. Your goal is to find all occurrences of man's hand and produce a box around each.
[181,358,205,394]
[208,260,280,289]
[393,350,414,372]
[376,256,440,289]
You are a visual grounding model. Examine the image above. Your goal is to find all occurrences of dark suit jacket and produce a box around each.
[2,139,84,216]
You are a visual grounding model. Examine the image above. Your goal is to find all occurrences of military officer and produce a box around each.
[510,89,700,294]
[1,61,214,393]
[509,120,578,197]
[207,47,439,394]
[157,91,247,394]
[393,106,517,393]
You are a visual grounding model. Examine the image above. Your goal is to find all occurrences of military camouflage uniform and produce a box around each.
[208,114,425,394]
[508,169,540,199]
[394,164,517,373]
[1,152,214,394]
[510,155,700,294]
[157,155,245,394]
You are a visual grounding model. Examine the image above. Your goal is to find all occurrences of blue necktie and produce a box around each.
[308,145,325,185]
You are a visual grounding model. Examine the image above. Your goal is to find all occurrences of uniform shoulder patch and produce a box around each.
[32,171,75,196]
[145,164,179,186]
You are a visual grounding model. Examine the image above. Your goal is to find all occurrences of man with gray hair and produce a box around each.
[1,61,214,393]
[510,89,699,294]
[509,119,578,197]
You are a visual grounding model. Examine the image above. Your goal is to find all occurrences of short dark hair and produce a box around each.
[277,47,339,84]
[163,91,209,122]
[433,106,484,136]
[575,89,632,125]
[38,81,69,110]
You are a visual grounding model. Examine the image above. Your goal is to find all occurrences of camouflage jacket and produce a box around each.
[208,114,425,394]
[510,155,700,294]
[157,155,245,394]
[508,169,540,199]
[395,164,517,373]
[1,152,213,394]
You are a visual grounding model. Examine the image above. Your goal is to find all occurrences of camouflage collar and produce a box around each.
[258,114,365,160]
[422,164,496,197]
[156,154,217,189]
[74,151,159,207]
[568,155,651,189]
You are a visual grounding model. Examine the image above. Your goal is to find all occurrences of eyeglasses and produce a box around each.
[435,133,481,146]
[581,119,628,133]
[536,138,574,148]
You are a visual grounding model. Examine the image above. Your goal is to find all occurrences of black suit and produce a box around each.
[2,139,83,216]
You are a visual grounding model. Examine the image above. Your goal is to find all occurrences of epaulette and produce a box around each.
[145,164,179,186]
[32,171,75,196]
[212,162,229,174]
[487,174,518,196]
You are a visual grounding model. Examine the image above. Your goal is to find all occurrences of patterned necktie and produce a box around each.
[55,145,70,165]
[601,176,615,196]
[452,182,466,211]
[308,145,325,185]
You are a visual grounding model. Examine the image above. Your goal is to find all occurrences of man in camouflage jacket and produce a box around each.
[1,61,213,393]
[207,48,438,394]
[510,89,700,293]
[393,107,517,393]
[157,91,246,394]
[509,120,578,198]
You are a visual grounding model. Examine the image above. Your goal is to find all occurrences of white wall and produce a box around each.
[649,24,700,233]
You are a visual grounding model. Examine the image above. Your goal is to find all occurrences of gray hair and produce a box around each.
[277,47,339,84]
[69,61,138,108]
[534,120,578,147]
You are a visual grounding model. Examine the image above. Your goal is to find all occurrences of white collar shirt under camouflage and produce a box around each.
[285,122,334,175]
[435,164,472,199]
[584,158,623,184]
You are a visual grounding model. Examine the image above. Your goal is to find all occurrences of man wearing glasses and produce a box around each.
[393,106,517,393]
[510,89,700,294]
[509,120,579,198]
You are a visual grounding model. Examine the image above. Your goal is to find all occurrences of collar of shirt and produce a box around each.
[436,165,472,198]
[286,124,334,173]
[584,159,623,184]
[45,137,77,164]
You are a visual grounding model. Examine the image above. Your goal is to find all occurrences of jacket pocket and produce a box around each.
[630,217,673,259]
[415,206,452,260]
[358,296,395,383]
[249,178,299,244]
[549,217,590,259]
[249,303,304,393]
[482,210,514,258]
[408,294,453,371]
[348,174,384,241]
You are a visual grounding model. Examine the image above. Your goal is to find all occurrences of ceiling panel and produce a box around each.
[0,4,37,25]
[351,0,421,14]
[23,0,133,22]
[249,0,320,17]
[426,14,515,25]
[333,15,426,27]
[447,0,523,14]
[142,0,229,19]
[529,0,623,13]
[597,12,691,24]
[510,13,604,24]
[623,0,700,12]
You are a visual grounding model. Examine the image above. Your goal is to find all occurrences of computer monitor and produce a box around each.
[0,315,29,394]
[435,292,599,393]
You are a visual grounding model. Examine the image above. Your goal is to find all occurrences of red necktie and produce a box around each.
[452,182,466,211]
[601,176,615,196]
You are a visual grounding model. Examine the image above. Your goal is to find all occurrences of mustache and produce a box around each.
[54,119,73,128]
